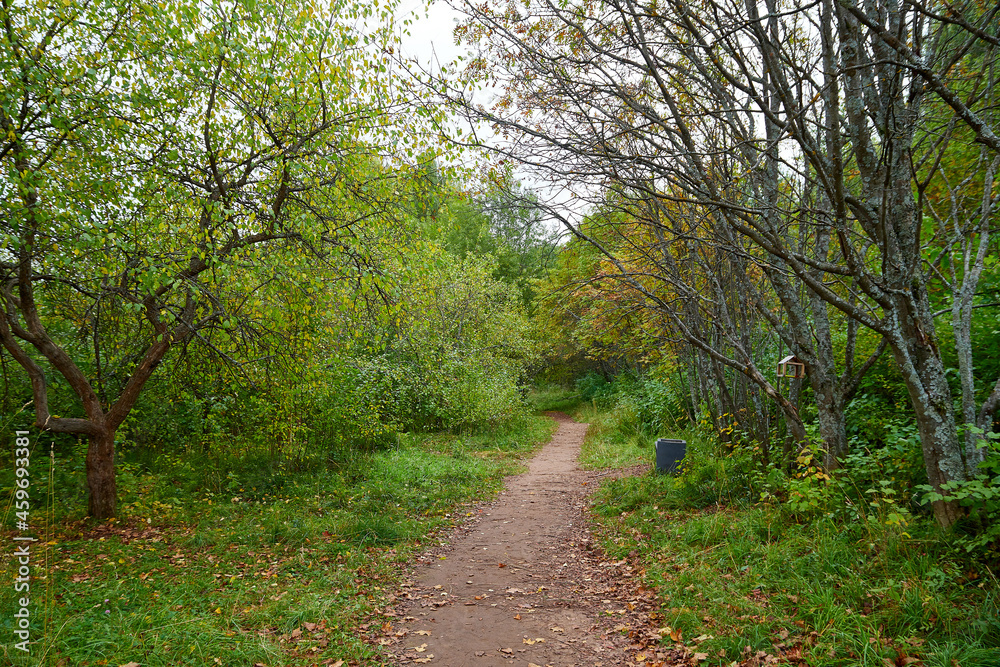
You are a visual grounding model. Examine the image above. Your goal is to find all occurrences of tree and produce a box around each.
[438,0,996,525]
[0,0,418,518]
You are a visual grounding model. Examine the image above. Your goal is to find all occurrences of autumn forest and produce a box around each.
[2,0,1000,664]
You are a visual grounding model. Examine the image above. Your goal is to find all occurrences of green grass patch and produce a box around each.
[527,383,584,413]
[576,401,706,472]
[0,415,556,666]
[583,407,1000,666]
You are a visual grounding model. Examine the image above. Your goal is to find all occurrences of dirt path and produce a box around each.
[372,413,685,667]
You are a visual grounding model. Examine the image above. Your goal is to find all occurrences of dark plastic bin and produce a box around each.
[655,438,686,474]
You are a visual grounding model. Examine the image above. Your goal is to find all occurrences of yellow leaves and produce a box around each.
[657,626,683,642]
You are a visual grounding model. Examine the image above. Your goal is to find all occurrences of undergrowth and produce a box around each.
[580,401,1000,667]
[0,415,556,666]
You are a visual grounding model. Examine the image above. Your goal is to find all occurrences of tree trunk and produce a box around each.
[86,429,117,520]
[814,380,848,470]
[888,325,965,527]
[979,375,1000,435]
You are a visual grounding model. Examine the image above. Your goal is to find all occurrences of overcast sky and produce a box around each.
[390,0,580,234]
[396,0,469,70]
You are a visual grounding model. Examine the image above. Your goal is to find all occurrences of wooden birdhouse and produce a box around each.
[777,355,806,379]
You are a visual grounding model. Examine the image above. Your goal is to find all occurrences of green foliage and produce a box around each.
[919,430,1000,557]
[361,252,539,433]
[575,371,614,403]
[407,163,558,310]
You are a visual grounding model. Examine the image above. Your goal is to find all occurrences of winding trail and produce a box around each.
[375,413,680,667]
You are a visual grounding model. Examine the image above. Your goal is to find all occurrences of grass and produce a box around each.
[573,400,660,469]
[0,415,557,666]
[580,405,1000,667]
[526,383,584,414]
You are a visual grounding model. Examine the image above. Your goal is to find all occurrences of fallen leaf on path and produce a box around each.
[498,563,506,568]
[514,614,521,620]
[550,626,564,632]
[500,647,513,654]
[416,630,431,636]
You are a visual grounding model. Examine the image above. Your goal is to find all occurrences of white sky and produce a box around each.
[391,0,581,234]
[395,0,469,70]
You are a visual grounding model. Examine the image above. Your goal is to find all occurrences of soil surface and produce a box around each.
[371,413,688,667]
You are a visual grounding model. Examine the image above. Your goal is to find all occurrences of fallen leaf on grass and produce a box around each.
[693,654,708,662]
[120,663,141,667]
